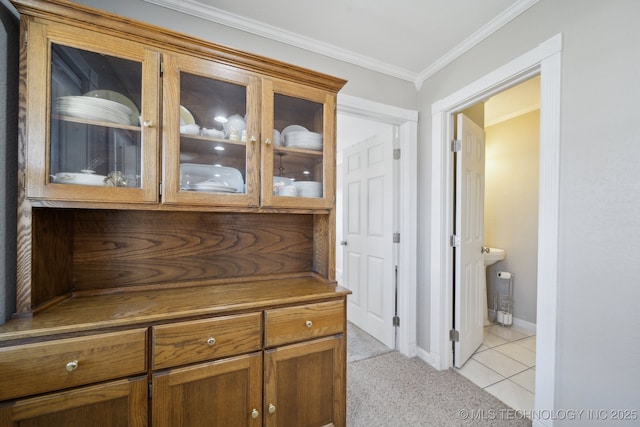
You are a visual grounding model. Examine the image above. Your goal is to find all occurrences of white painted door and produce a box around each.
[454,113,485,368]
[342,128,395,348]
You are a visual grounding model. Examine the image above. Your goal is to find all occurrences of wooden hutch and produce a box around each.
[0,0,349,425]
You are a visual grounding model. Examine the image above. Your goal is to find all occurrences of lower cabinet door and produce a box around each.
[152,352,262,427]
[264,335,345,427]
[0,376,148,427]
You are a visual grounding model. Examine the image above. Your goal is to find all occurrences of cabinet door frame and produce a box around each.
[261,79,337,209]
[24,20,160,204]
[152,352,262,427]
[161,52,261,207]
[264,335,345,427]
[0,377,148,427]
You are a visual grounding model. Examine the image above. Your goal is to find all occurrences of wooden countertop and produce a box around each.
[0,276,350,344]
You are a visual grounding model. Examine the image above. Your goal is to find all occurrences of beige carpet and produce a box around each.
[346,324,532,427]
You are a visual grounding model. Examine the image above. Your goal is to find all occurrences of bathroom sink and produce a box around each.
[483,247,505,266]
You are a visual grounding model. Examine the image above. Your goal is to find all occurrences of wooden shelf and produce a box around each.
[0,276,348,343]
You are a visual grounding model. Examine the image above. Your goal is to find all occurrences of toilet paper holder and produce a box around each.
[496,271,513,326]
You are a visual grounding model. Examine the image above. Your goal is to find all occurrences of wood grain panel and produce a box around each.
[70,210,313,290]
[0,328,147,401]
[152,312,262,369]
[265,300,344,347]
[30,208,74,308]
[153,353,262,427]
[0,377,147,427]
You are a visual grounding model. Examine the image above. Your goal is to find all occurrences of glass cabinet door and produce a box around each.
[162,53,260,207]
[262,80,336,209]
[26,22,160,203]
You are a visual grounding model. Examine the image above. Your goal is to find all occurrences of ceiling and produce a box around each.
[143,0,539,87]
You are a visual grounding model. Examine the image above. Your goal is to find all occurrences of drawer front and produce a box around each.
[265,300,344,347]
[152,312,262,370]
[0,328,147,401]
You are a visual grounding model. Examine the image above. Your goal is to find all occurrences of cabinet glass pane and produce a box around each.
[50,43,142,188]
[179,73,247,195]
[273,94,324,198]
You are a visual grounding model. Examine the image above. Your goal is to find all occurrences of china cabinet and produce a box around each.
[1,0,348,426]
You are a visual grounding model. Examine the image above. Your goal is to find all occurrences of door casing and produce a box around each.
[337,94,418,357]
[428,33,562,425]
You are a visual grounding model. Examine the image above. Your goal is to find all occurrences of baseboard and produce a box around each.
[488,309,537,332]
[417,346,441,369]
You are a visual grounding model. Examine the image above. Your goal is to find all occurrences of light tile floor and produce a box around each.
[456,323,536,413]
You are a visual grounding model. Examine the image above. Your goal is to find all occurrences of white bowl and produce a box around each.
[52,172,107,186]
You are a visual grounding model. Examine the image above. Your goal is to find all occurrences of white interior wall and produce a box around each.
[418,0,640,421]
[485,110,539,326]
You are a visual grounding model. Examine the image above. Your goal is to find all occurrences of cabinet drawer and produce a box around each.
[265,300,344,347]
[0,328,147,401]
[152,312,262,370]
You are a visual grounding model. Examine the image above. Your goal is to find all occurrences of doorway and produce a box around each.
[336,94,419,356]
[429,33,562,419]
[454,77,541,411]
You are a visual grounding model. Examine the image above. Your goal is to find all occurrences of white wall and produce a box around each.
[485,110,539,326]
[418,0,640,421]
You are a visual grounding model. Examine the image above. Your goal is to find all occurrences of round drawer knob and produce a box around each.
[66,360,78,372]
[264,138,272,145]
[142,120,154,128]
[250,136,257,143]
[268,403,276,414]
[207,337,216,346]
[305,320,313,328]
[251,408,259,419]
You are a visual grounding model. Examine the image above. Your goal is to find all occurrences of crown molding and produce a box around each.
[143,0,417,82]
[143,0,539,90]
[414,0,539,89]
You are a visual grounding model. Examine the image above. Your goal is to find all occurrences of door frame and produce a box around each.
[428,33,562,424]
[337,93,418,357]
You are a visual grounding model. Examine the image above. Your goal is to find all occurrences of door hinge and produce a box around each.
[148,381,152,398]
[449,329,459,342]
[393,316,400,327]
[451,139,462,152]
[393,148,401,159]
[450,234,460,247]
[24,30,28,48]
[159,182,163,196]
[159,56,164,77]
[393,232,400,243]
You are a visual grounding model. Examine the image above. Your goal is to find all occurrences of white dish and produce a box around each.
[286,131,323,151]
[202,128,225,138]
[180,123,200,135]
[52,171,107,186]
[180,163,244,193]
[54,96,133,125]
[281,125,308,141]
[83,90,139,125]
[180,105,195,125]
[273,129,282,146]
[273,176,294,194]
[293,181,322,198]
[189,181,238,193]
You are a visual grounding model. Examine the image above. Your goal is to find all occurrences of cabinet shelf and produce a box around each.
[53,114,141,132]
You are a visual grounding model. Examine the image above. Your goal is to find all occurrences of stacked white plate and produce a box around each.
[286,131,323,151]
[281,125,323,151]
[293,181,322,198]
[54,96,133,126]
